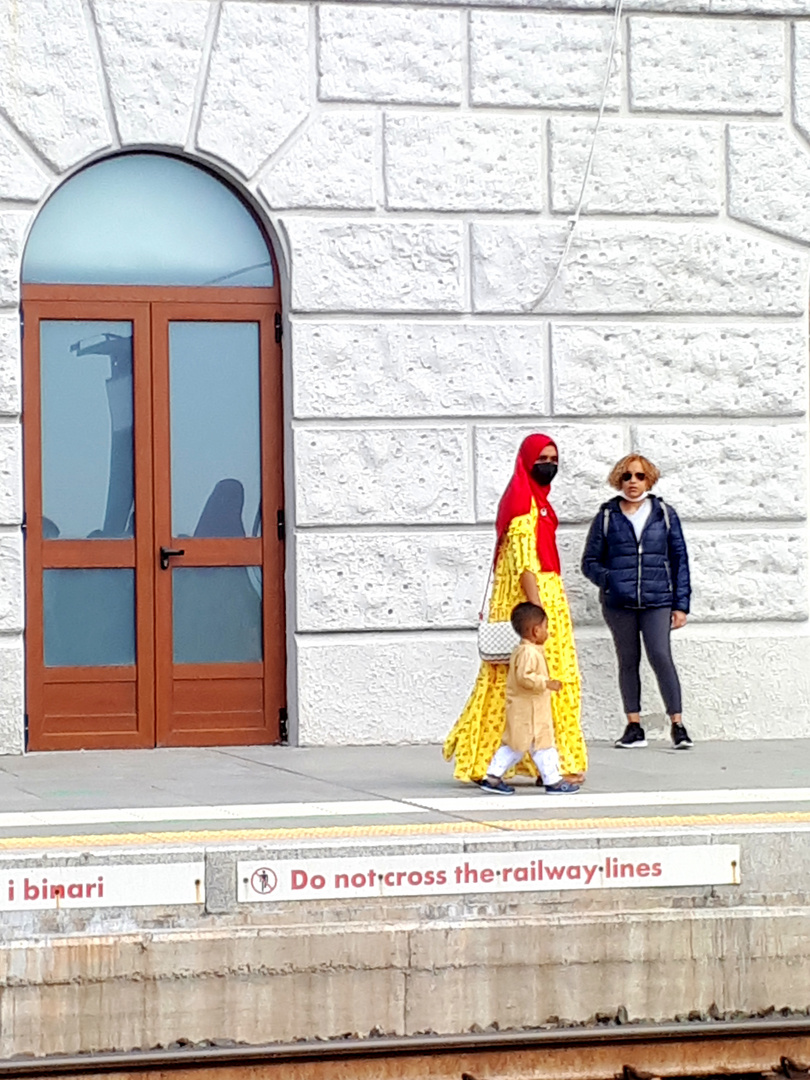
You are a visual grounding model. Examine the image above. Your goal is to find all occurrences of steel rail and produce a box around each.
[0,1017,809,1078]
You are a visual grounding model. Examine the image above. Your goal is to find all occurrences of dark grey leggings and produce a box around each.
[601,605,683,716]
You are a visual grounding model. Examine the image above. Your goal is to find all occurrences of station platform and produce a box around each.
[1,740,810,1058]
[0,737,808,847]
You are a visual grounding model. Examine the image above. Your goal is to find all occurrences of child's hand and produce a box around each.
[547,679,562,692]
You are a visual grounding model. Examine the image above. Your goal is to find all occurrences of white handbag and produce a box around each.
[477,559,520,664]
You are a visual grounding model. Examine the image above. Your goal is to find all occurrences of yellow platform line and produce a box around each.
[1,809,810,850]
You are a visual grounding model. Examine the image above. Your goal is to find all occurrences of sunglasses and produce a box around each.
[621,471,647,482]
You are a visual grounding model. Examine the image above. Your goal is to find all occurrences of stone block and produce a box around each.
[574,629,810,741]
[0,212,33,308]
[708,0,810,10]
[550,119,720,215]
[474,423,625,524]
[558,530,603,627]
[0,532,24,634]
[471,222,808,315]
[676,630,810,739]
[552,323,807,417]
[94,0,210,148]
[576,630,626,738]
[259,113,377,210]
[488,0,800,9]
[0,636,23,755]
[0,423,22,526]
[728,124,810,244]
[739,831,810,898]
[296,632,480,744]
[291,321,548,419]
[470,12,621,108]
[794,24,810,144]
[204,852,236,915]
[628,17,784,114]
[0,125,50,202]
[0,315,21,416]
[385,115,543,212]
[295,622,810,747]
[197,3,309,177]
[296,530,489,632]
[0,0,110,170]
[689,530,807,622]
[294,426,472,525]
[288,219,465,313]
[631,422,807,521]
[318,5,462,104]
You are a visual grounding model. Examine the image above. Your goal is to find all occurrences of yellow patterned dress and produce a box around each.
[443,501,587,782]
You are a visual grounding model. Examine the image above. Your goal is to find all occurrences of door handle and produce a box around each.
[160,546,185,570]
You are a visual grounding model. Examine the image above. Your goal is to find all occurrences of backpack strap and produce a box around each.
[659,496,671,533]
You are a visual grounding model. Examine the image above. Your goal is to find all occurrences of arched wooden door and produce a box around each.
[21,155,286,750]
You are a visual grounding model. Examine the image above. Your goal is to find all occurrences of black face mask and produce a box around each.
[531,462,558,487]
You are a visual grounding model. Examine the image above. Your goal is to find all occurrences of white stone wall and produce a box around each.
[0,0,809,752]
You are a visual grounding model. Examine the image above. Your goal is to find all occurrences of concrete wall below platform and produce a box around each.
[1,827,810,1055]
[3,905,810,1056]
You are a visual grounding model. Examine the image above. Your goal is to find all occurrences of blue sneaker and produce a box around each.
[475,777,515,795]
[544,780,580,794]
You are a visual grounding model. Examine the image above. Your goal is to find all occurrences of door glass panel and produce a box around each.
[43,569,135,667]
[172,567,262,663]
[40,321,134,540]
[22,154,274,287]
[169,322,261,539]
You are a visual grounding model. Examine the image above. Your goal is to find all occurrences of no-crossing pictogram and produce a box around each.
[250,867,278,895]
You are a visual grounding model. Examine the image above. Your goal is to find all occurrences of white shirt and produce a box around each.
[622,497,651,542]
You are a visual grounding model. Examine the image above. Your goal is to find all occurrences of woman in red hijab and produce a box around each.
[444,434,588,784]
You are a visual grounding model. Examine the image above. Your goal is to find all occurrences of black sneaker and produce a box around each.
[475,777,515,794]
[615,722,647,748]
[671,722,693,749]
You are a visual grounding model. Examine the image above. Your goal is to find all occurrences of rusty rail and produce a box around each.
[0,1018,809,1080]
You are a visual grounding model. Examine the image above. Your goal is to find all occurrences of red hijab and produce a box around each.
[495,433,561,575]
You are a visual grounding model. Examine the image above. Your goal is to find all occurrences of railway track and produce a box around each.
[1,1018,809,1080]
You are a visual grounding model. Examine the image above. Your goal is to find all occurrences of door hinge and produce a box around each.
[277,508,286,541]
[24,713,29,752]
[274,312,283,344]
[19,310,23,341]
[278,707,289,745]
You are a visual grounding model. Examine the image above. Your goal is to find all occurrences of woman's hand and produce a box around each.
[671,610,687,630]
[520,570,541,606]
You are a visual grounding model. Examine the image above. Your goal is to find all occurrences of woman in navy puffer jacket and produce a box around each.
[581,453,692,750]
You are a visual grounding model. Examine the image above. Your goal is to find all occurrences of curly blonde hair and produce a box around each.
[608,453,661,491]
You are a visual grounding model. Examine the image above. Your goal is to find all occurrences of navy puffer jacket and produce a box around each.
[581,495,691,613]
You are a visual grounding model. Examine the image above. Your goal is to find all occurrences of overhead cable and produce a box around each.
[530,0,625,311]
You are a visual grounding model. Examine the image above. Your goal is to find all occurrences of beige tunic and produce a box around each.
[504,640,554,754]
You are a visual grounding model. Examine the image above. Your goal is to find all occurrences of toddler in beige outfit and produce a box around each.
[477,602,581,795]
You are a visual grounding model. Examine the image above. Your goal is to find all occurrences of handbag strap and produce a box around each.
[479,540,501,621]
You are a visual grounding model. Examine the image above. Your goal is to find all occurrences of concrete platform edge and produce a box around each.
[0,824,808,1055]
